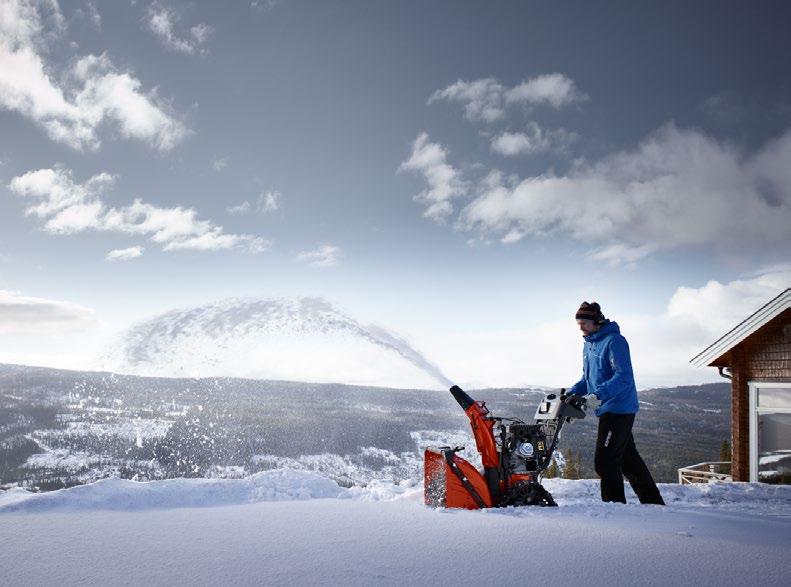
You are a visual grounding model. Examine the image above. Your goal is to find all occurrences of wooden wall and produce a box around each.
[724,308,791,481]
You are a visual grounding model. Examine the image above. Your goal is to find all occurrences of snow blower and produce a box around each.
[424,385,586,508]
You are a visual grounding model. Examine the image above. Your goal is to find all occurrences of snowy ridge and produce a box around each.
[100,297,450,389]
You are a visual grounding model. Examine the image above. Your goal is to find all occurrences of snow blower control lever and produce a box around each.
[424,385,586,509]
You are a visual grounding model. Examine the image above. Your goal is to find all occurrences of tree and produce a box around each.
[563,450,581,480]
[544,457,559,478]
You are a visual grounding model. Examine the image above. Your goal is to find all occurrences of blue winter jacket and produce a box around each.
[568,321,639,417]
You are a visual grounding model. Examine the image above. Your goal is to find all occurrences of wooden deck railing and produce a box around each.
[677,461,733,485]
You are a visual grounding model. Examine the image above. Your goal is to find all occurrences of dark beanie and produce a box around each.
[575,301,605,324]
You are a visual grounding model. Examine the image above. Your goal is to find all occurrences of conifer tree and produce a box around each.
[563,450,580,480]
[544,457,558,478]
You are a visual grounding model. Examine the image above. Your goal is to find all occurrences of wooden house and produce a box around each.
[689,288,791,483]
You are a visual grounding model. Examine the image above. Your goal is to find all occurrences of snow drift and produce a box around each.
[2,473,790,586]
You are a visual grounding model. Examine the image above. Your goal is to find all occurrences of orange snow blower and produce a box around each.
[424,385,586,508]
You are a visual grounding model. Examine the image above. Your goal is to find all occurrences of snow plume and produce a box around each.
[9,167,270,254]
[460,124,791,264]
[0,0,187,150]
[101,297,452,389]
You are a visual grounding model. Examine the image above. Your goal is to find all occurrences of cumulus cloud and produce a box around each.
[504,73,586,109]
[9,167,270,254]
[295,244,341,268]
[490,123,578,157]
[75,1,101,29]
[399,133,466,220]
[226,190,281,215]
[0,289,109,369]
[212,156,228,171]
[0,0,187,150]
[460,124,791,263]
[146,2,212,56]
[429,73,584,123]
[428,78,505,123]
[251,0,285,11]
[0,289,96,334]
[419,265,791,389]
[107,246,144,261]
[667,264,791,339]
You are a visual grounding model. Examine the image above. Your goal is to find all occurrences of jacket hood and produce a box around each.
[584,320,620,342]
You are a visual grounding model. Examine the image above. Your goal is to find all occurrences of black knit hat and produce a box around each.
[575,301,605,324]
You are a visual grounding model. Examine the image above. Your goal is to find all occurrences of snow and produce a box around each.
[2,473,791,586]
[99,297,452,389]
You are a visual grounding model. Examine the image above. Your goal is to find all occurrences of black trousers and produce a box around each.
[594,413,664,505]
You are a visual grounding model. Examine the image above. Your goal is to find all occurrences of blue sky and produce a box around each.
[1,0,789,387]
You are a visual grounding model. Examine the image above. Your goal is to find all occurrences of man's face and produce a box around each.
[576,319,600,337]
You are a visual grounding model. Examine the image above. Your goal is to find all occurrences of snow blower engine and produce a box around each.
[424,385,586,508]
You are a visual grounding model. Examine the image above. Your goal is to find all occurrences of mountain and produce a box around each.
[0,363,730,489]
[99,297,451,389]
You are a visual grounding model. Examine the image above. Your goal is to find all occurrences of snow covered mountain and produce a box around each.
[100,297,450,389]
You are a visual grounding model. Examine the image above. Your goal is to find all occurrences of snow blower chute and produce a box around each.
[424,386,586,508]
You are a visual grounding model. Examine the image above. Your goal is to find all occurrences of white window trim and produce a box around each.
[749,381,791,483]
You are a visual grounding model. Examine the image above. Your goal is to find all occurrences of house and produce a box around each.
[688,288,791,483]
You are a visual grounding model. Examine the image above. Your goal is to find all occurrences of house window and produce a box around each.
[750,383,791,484]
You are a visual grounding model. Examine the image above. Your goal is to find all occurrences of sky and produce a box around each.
[1,0,790,388]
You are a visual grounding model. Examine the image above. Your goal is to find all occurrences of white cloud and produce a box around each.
[586,243,659,268]
[417,265,791,389]
[226,201,251,214]
[460,124,791,264]
[251,0,284,11]
[260,190,280,212]
[9,167,270,254]
[75,1,101,29]
[0,289,96,334]
[0,0,187,150]
[0,289,110,370]
[296,244,341,268]
[146,2,211,56]
[666,265,791,339]
[490,123,578,157]
[226,190,281,215]
[428,78,505,123]
[429,73,584,123]
[399,133,466,220]
[504,73,586,109]
[212,156,228,171]
[107,246,144,261]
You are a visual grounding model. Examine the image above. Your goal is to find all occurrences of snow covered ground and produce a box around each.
[2,472,790,586]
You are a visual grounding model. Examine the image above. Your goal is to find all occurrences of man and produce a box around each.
[568,301,664,505]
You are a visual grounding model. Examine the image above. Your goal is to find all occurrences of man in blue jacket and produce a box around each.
[568,301,664,505]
